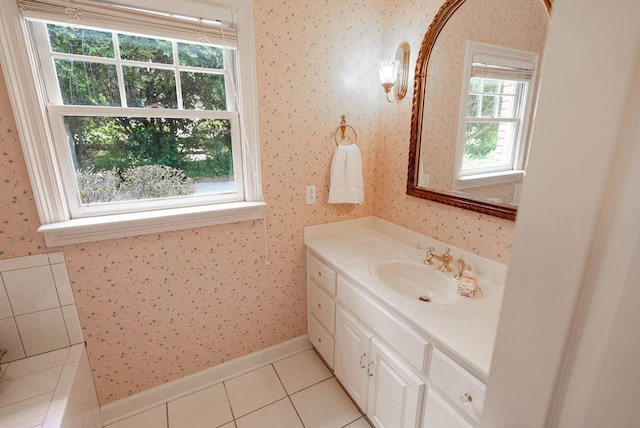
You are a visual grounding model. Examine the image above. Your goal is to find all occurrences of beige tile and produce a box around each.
[2,348,68,380]
[168,383,233,428]
[235,398,303,428]
[0,365,62,408]
[0,317,25,363]
[15,308,70,357]
[51,263,74,306]
[219,422,236,428]
[105,405,167,428]
[224,365,286,417]
[290,378,361,428]
[2,266,60,316]
[345,417,373,427]
[65,344,84,364]
[61,304,84,344]
[0,392,52,427]
[273,349,332,394]
[47,253,65,265]
[0,254,49,273]
[0,277,12,319]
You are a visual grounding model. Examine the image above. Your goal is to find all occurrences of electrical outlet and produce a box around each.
[305,185,317,204]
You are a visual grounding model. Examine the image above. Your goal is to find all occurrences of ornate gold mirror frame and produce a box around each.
[407,0,553,221]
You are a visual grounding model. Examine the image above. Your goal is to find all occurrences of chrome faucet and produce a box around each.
[454,259,472,280]
[424,247,453,272]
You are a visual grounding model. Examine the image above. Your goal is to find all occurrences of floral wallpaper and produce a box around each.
[0,0,526,405]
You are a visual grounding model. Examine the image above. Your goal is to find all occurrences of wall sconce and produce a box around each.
[379,42,410,103]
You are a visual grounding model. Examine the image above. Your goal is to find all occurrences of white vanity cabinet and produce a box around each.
[425,349,486,426]
[334,306,372,410]
[306,246,489,428]
[307,253,337,368]
[367,338,426,428]
[335,274,427,428]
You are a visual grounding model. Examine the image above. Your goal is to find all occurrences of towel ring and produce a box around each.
[333,115,358,146]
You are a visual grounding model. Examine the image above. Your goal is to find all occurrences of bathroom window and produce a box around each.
[0,0,263,245]
[453,42,539,190]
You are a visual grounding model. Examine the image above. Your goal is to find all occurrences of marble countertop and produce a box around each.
[304,217,507,381]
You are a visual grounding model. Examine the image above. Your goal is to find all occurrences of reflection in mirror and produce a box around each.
[407,0,552,220]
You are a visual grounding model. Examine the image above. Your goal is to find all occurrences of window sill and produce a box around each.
[455,170,524,190]
[38,201,266,247]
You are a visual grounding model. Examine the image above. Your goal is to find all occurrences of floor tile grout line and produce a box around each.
[286,395,306,428]
[222,379,238,426]
[165,402,169,428]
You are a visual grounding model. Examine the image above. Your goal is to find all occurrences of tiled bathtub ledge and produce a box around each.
[0,344,102,428]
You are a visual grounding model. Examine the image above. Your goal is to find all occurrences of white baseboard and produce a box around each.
[100,335,312,426]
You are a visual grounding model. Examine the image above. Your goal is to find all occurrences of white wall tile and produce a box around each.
[0,365,62,407]
[0,391,53,428]
[0,254,50,272]
[51,263,74,306]
[3,266,60,316]
[1,348,68,380]
[15,308,70,357]
[47,252,66,265]
[62,304,84,344]
[0,276,12,319]
[0,317,25,362]
[66,343,84,364]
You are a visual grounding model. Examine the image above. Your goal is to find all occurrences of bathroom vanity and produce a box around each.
[304,217,506,428]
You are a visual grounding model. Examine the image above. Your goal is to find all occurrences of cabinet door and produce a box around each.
[422,390,473,428]
[367,338,425,428]
[335,306,373,411]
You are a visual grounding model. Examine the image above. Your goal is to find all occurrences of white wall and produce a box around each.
[482,0,640,426]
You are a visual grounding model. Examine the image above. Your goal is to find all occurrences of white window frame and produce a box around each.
[453,41,539,191]
[0,0,264,246]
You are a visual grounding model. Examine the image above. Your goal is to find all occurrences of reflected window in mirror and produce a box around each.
[453,42,539,202]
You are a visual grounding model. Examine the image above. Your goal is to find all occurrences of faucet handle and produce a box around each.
[454,258,472,280]
[424,247,436,265]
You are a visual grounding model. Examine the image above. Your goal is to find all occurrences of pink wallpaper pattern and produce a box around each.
[0,0,522,405]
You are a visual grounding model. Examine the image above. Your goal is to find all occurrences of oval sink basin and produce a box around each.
[369,257,460,304]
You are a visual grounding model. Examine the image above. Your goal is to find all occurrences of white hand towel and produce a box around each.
[328,144,364,204]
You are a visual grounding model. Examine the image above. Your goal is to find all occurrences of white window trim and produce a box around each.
[0,0,264,247]
[455,169,524,190]
[452,41,539,191]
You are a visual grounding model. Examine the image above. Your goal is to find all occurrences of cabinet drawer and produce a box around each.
[309,280,336,333]
[430,349,485,422]
[308,253,337,295]
[423,390,473,428]
[337,276,430,373]
[308,313,334,369]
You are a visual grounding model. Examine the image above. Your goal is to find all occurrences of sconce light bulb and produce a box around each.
[379,60,399,85]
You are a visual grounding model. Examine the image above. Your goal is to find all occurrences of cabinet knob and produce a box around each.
[317,303,322,310]
[367,362,375,377]
[317,337,322,344]
[459,392,473,405]
[359,353,367,369]
[317,271,322,278]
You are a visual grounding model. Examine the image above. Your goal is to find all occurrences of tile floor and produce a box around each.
[104,348,372,428]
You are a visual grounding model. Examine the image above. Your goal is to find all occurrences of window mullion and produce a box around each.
[173,40,184,110]
[112,32,127,107]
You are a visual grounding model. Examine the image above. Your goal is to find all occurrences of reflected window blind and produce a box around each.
[17,0,238,47]
[471,54,534,82]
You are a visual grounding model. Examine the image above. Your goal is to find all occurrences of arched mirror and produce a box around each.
[407,0,552,221]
